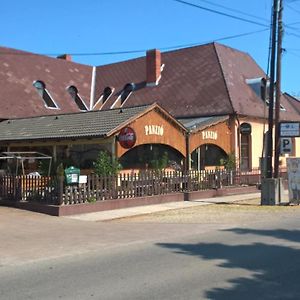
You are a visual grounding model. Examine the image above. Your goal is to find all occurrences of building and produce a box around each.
[0,42,299,173]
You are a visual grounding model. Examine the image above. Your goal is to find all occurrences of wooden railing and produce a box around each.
[0,175,61,204]
[0,168,285,205]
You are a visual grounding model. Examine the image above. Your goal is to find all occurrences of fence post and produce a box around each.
[58,176,64,205]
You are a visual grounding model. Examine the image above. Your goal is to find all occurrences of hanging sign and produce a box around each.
[118,127,136,149]
[287,158,300,203]
[280,122,300,137]
[240,123,252,135]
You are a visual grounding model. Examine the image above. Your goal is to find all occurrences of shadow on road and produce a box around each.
[223,228,300,243]
[157,228,300,299]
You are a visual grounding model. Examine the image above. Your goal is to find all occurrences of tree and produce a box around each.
[220,152,236,170]
[150,150,169,171]
[94,151,121,176]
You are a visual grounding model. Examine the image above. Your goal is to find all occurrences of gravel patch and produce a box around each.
[111,198,300,224]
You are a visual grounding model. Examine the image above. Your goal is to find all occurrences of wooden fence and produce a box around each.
[0,168,286,206]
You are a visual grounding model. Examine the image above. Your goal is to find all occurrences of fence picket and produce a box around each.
[0,168,278,206]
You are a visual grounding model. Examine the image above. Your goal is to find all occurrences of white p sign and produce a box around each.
[281,138,292,155]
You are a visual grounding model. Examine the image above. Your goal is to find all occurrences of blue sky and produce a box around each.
[1,0,299,95]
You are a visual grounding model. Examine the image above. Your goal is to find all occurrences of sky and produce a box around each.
[1,0,299,95]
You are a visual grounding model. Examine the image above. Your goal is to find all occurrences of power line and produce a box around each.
[195,0,268,22]
[285,23,300,31]
[287,50,300,59]
[171,0,300,42]
[286,3,300,15]
[285,48,300,51]
[0,29,269,58]
[286,31,300,38]
[160,29,269,51]
[288,21,300,25]
[172,0,269,27]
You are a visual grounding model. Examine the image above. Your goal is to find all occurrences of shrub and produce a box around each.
[93,151,121,176]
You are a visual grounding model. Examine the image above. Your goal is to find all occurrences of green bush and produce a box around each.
[93,151,121,176]
[87,197,96,203]
[150,150,169,171]
[220,152,236,170]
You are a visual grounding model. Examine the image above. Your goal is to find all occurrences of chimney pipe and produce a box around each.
[146,49,161,86]
[57,54,72,61]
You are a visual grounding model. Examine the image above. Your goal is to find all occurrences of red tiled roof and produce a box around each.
[283,93,300,115]
[0,46,92,118]
[1,43,299,122]
[95,43,233,117]
[94,43,300,120]
[215,44,300,120]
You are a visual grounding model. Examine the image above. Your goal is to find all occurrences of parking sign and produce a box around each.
[281,137,292,154]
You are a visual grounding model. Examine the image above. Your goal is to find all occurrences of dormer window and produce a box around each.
[121,83,135,104]
[111,83,135,109]
[246,78,286,111]
[67,85,88,111]
[93,86,114,110]
[265,100,286,111]
[33,80,59,109]
[246,77,268,101]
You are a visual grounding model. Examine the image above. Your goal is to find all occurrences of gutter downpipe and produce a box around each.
[235,113,241,173]
[184,130,190,201]
[89,66,96,110]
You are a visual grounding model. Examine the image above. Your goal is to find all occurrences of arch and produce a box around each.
[33,80,59,109]
[67,85,88,111]
[191,143,227,170]
[119,143,184,171]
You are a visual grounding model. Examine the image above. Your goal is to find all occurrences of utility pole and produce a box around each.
[274,0,283,178]
[266,0,278,178]
[261,0,283,205]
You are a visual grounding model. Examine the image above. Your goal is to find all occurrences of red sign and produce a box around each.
[118,127,136,149]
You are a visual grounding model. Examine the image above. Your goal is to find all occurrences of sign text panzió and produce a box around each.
[145,125,164,136]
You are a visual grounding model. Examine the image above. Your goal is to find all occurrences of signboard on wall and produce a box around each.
[240,123,251,135]
[280,122,300,137]
[118,127,136,149]
[287,158,300,203]
[280,138,292,155]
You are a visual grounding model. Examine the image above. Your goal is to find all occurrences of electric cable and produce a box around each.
[0,29,269,58]
[172,0,269,27]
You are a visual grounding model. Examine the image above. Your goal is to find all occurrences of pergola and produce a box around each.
[0,152,52,176]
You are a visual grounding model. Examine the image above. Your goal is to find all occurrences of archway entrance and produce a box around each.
[191,144,227,170]
[120,144,184,171]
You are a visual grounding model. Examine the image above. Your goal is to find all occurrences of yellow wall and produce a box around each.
[238,117,300,169]
[249,120,266,168]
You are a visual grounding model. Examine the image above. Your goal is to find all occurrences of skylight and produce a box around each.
[67,85,88,111]
[33,80,59,109]
[121,83,135,105]
[93,86,114,110]
[110,83,135,109]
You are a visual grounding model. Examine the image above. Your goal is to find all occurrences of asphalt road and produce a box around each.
[1,204,300,299]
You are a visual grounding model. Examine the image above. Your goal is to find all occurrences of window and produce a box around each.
[246,78,286,111]
[110,83,135,109]
[246,77,267,101]
[121,83,135,105]
[265,100,286,111]
[67,85,88,111]
[33,80,59,109]
[93,86,114,110]
[240,123,252,171]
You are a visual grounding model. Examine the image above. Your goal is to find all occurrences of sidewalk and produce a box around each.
[65,192,262,222]
[0,191,289,266]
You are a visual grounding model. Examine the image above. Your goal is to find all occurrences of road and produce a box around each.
[1,202,300,299]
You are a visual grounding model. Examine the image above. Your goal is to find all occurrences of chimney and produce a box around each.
[57,54,72,61]
[146,49,161,86]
